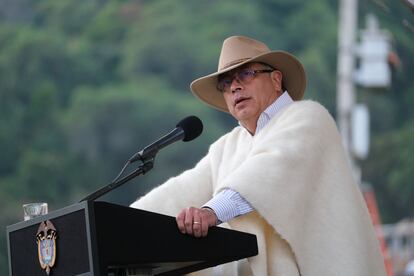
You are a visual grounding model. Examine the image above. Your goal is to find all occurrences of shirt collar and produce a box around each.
[239,91,294,135]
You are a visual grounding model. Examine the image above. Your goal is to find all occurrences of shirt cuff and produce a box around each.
[203,189,254,224]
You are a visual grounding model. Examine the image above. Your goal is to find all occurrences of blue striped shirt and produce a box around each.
[203,91,293,224]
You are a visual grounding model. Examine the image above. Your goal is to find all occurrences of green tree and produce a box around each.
[1,1,413,275]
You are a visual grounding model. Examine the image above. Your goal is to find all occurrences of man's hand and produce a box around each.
[176,207,218,238]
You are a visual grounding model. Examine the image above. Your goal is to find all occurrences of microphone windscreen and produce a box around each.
[177,116,203,142]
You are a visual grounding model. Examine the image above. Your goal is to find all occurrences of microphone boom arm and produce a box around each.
[79,159,154,202]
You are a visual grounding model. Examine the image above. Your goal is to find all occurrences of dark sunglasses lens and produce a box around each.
[218,77,231,92]
[238,70,254,82]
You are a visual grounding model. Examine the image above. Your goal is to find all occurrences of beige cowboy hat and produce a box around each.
[190,35,307,112]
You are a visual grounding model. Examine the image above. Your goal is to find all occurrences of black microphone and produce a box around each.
[129,116,203,163]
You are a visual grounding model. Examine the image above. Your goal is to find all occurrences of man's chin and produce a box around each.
[234,111,255,123]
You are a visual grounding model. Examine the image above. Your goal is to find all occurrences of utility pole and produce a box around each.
[337,0,358,177]
[337,2,395,275]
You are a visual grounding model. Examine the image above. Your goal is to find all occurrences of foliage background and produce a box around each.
[0,0,412,274]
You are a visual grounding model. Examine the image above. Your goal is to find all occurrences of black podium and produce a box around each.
[7,201,258,276]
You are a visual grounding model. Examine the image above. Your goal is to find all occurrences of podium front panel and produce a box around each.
[8,208,91,276]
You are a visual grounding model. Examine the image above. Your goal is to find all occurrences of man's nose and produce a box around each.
[230,77,243,93]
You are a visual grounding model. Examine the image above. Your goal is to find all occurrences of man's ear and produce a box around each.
[270,70,283,93]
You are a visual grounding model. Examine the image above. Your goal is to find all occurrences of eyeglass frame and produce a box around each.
[216,64,275,93]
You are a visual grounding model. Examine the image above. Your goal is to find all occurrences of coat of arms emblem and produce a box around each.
[36,220,57,275]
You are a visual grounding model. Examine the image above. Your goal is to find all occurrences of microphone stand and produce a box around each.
[79,157,154,202]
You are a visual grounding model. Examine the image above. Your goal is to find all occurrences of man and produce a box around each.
[131,36,386,275]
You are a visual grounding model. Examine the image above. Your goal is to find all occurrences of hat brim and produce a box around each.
[190,51,306,113]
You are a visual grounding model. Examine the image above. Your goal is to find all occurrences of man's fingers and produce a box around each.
[200,220,209,237]
[200,208,216,237]
[176,210,186,234]
[177,207,217,237]
[184,208,194,235]
[192,210,202,238]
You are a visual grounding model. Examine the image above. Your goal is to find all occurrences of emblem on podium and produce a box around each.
[36,220,57,275]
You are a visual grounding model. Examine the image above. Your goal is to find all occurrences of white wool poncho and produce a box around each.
[131,100,386,276]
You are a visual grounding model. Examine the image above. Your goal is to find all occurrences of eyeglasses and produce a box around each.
[217,68,275,93]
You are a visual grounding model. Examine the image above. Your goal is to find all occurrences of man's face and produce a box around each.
[219,63,283,129]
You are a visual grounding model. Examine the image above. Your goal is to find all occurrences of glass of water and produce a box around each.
[23,203,48,221]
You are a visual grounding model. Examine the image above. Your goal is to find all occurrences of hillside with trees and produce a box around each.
[0,0,412,273]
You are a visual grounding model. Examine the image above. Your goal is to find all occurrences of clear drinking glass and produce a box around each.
[23,202,48,221]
